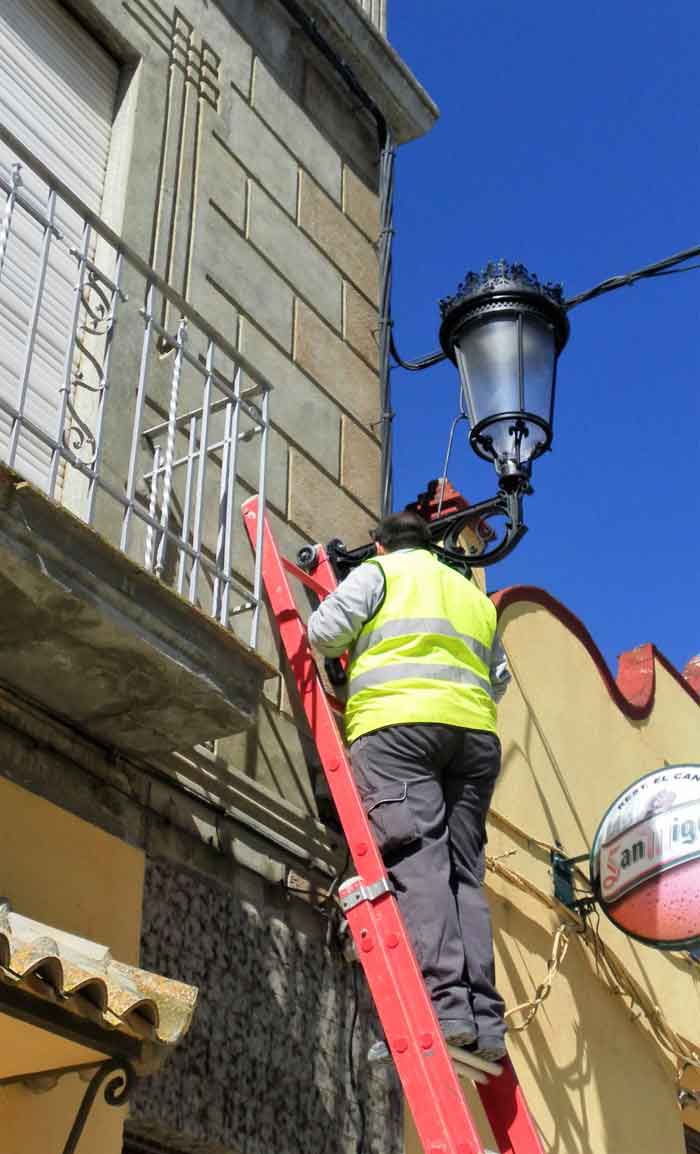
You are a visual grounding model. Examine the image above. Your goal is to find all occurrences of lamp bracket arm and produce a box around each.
[309,487,528,584]
[431,486,528,569]
[390,333,448,372]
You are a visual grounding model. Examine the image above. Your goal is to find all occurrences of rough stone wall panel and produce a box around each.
[197,207,295,350]
[342,166,380,242]
[303,63,378,188]
[205,133,249,233]
[130,857,402,1154]
[218,0,305,101]
[298,173,378,305]
[229,88,299,216]
[343,283,379,370]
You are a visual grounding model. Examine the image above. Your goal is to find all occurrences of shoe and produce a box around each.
[441,1020,478,1049]
[367,1039,390,1064]
[473,1039,507,1063]
[367,1021,477,1065]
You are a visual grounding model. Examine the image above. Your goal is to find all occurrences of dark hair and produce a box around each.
[372,511,431,552]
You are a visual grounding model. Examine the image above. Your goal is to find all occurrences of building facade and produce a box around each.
[444,585,700,1154]
[0,2,436,1152]
[2,3,699,1154]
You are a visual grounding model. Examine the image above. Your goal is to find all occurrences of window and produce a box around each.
[0,0,118,487]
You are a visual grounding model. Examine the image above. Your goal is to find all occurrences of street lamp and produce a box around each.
[439,261,569,492]
[317,260,571,581]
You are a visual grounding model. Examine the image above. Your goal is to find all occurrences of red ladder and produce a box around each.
[242,495,544,1154]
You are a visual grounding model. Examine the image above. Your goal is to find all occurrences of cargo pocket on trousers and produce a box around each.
[365,784,419,855]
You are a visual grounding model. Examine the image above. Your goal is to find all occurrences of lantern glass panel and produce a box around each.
[453,309,558,468]
[522,313,556,442]
[454,315,519,428]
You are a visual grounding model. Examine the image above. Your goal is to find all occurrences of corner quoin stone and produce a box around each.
[343,165,380,242]
[298,172,378,305]
[341,416,381,516]
[343,282,379,370]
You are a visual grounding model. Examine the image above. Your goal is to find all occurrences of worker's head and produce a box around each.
[371,511,431,554]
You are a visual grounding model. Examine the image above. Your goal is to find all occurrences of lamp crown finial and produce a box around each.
[439,261,565,318]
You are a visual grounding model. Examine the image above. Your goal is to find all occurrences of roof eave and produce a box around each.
[300,0,439,144]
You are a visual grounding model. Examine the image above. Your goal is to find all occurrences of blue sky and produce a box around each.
[389,1,700,679]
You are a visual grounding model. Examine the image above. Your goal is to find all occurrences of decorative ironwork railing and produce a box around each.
[0,122,271,649]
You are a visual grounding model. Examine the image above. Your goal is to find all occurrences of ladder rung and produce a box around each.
[448,1046,503,1079]
[281,555,333,599]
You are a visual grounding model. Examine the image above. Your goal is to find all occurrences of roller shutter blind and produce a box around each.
[0,0,118,488]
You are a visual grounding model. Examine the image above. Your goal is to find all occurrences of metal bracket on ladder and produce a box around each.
[339,876,394,912]
[241,494,545,1154]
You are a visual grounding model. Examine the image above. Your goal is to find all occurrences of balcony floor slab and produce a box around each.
[0,466,276,753]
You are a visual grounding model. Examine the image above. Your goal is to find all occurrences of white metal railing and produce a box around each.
[354,0,387,35]
[0,123,271,649]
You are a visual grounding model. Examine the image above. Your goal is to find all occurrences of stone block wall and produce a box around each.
[78,0,391,815]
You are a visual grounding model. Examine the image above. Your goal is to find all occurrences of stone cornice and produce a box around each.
[302,0,439,143]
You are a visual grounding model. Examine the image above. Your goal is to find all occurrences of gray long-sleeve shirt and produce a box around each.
[307,550,511,702]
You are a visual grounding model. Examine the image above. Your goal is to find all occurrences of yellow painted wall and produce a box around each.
[0,776,144,963]
[463,594,700,1153]
[0,1078,127,1154]
[0,776,145,1154]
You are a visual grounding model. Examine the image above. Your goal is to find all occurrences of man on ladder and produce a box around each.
[307,510,511,1065]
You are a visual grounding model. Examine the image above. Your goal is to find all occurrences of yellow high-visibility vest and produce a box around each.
[345,548,498,744]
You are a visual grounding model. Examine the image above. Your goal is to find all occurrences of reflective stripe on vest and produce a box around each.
[344,549,498,742]
[348,662,495,698]
[350,616,492,666]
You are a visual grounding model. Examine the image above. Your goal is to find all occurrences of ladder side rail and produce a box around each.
[342,887,487,1153]
[242,495,486,1154]
[242,496,545,1154]
[242,497,385,880]
[477,1061,545,1154]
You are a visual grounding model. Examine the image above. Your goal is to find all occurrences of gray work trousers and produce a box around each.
[350,722,505,1045]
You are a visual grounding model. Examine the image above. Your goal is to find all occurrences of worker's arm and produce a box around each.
[490,634,511,702]
[307,563,385,657]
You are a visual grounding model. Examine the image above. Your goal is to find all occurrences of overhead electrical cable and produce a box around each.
[565,243,700,308]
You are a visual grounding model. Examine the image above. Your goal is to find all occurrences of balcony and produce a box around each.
[0,124,275,753]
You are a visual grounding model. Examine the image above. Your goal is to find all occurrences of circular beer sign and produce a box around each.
[590,765,700,949]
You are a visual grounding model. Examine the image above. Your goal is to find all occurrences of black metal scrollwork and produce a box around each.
[62,1057,136,1154]
[315,482,529,584]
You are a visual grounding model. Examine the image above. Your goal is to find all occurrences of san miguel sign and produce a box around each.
[590,765,700,950]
